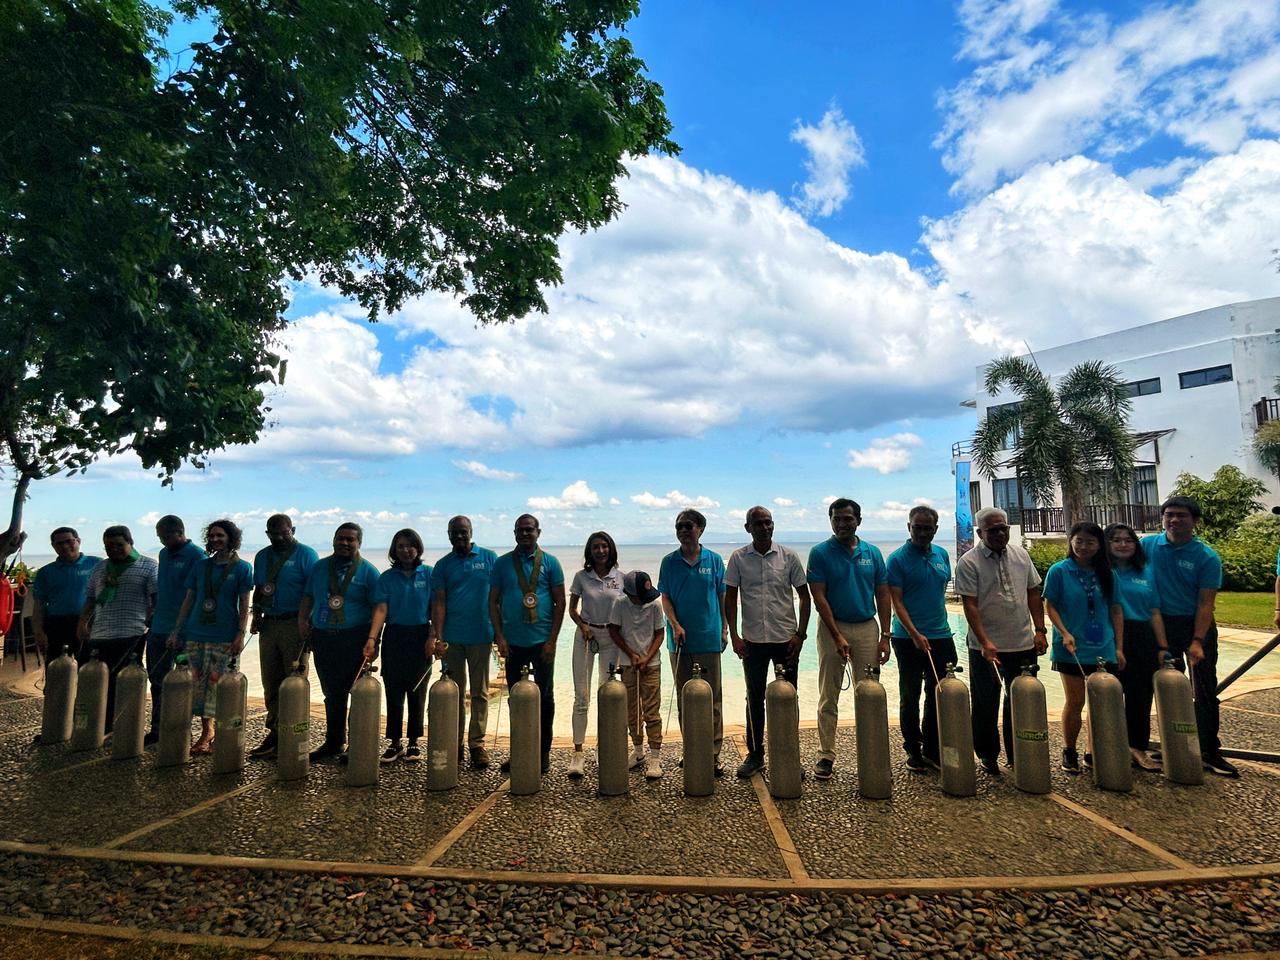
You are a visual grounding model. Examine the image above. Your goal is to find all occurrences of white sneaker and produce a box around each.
[567,752,586,778]
[645,748,662,780]
[629,744,646,769]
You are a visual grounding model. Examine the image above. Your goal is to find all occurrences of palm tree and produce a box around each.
[972,357,1136,530]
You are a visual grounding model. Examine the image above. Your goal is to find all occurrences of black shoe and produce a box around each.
[814,758,834,780]
[905,751,928,772]
[337,752,350,766]
[923,754,941,770]
[143,731,160,748]
[309,743,343,763]
[380,743,404,764]
[1149,749,1163,761]
[403,745,421,762]
[979,756,1001,776]
[736,754,765,778]
[1082,752,1094,771]
[458,744,466,764]
[713,760,725,778]
[249,733,277,758]
[499,758,512,774]
[1061,748,1081,773]
[470,747,491,769]
[1203,753,1240,777]
[541,753,551,775]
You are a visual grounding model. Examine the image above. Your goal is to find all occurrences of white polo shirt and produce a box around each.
[724,542,806,644]
[570,565,622,626]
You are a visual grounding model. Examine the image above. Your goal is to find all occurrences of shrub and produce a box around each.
[1212,513,1280,592]
[1025,538,1067,579]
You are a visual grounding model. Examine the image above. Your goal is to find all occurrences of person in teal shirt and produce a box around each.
[488,514,565,774]
[32,527,100,661]
[171,519,253,755]
[658,508,727,774]
[369,529,434,764]
[299,522,381,762]
[144,516,205,744]
[1042,521,1124,773]
[886,506,954,772]
[431,516,499,769]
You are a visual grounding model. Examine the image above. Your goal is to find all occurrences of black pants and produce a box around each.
[742,640,799,759]
[969,646,1040,762]
[381,623,430,741]
[312,625,367,750]
[86,635,145,733]
[1163,615,1221,756]
[43,615,83,661]
[891,635,958,762]
[506,643,555,757]
[1119,619,1161,751]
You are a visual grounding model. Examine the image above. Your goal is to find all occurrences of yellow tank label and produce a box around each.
[1173,721,1196,734]
[1015,729,1048,741]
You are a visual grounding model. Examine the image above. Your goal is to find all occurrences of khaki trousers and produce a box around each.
[622,663,662,749]
[259,618,307,732]
[443,642,493,750]
[816,618,881,762]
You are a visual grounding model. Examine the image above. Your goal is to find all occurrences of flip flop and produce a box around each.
[191,740,214,756]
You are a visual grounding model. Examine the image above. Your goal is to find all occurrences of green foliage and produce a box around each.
[1254,420,1280,480]
[1211,513,1280,592]
[1024,538,1067,579]
[1171,465,1268,543]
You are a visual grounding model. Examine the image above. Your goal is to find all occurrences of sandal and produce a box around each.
[191,739,214,756]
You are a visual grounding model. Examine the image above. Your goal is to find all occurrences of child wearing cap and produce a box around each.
[608,570,665,779]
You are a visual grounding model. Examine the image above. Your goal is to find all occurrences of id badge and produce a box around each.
[1084,620,1104,648]
[317,605,330,627]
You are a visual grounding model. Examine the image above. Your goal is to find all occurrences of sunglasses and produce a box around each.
[675,522,696,531]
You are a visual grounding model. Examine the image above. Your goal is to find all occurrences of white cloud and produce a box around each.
[527,480,601,511]
[790,104,866,217]
[862,498,953,523]
[1125,156,1202,192]
[848,432,924,475]
[608,497,622,506]
[630,490,721,510]
[453,459,522,481]
[773,497,796,507]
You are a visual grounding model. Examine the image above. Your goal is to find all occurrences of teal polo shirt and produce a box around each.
[183,557,254,643]
[886,541,952,639]
[152,540,205,634]
[490,549,565,647]
[1140,533,1222,617]
[657,547,726,655]
[253,542,319,614]
[431,546,497,645]
[1042,559,1117,665]
[806,537,887,623]
[374,565,433,626]
[1113,565,1158,623]
[305,556,381,630]
[32,554,100,616]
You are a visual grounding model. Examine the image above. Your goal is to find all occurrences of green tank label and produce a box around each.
[1173,722,1196,734]
[291,721,309,735]
[1015,729,1048,742]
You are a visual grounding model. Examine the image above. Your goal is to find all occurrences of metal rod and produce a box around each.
[1216,633,1280,696]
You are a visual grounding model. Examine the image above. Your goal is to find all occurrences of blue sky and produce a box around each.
[20,0,1280,553]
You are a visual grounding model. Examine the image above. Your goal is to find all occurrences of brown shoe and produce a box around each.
[470,746,491,769]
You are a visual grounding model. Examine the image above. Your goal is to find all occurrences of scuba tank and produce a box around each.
[509,665,542,796]
[854,664,892,800]
[211,658,249,775]
[157,655,195,767]
[597,664,629,797]
[765,663,802,799]
[427,661,460,791]
[41,650,79,745]
[1010,663,1051,794]
[276,656,311,782]
[937,663,976,797]
[1086,658,1132,793]
[70,651,109,752]
[346,663,382,787]
[681,662,715,798]
[1154,653,1204,786]
[111,652,149,761]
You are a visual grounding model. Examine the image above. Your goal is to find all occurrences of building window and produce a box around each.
[969,481,981,513]
[1178,365,1232,389]
[988,401,1021,449]
[1124,377,1161,397]
[1130,465,1158,505]
[992,477,1035,525]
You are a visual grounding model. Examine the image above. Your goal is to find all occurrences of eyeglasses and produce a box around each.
[983,525,1010,534]
[675,522,696,531]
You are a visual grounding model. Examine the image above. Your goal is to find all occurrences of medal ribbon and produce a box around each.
[201,558,235,624]
[514,549,544,624]
[262,543,297,608]
[96,548,140,606]
[327,554,360,626]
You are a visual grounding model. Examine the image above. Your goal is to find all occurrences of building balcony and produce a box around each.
[1020,503,1163,535]
[1255,397,1280,428]
[951,439,974,459]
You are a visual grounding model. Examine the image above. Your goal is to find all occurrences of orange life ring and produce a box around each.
[0,577,13,635]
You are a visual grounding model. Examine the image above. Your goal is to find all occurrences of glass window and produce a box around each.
[1178,365,1232,389]
[1130,465,1158,505]
[992,478,1022,525]
[1124,377,1161,397]
[969,481,981,512]
[988,401,1021,449]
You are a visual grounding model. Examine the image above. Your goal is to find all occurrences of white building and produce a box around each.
[952,297,1280,537]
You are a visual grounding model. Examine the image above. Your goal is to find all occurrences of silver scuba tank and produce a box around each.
[111,653,149,761]
[1154,653,1204,785]
[41,650,79,745]
[765,662,802,799]
[597,664,629,796]
[346,664,382,787]
[937,663,976,797]
[427,660,460,791]
[276,658,311,782]
[681,661,715,798]
[854,664,892,800]
[1010,663,1051,794]
[1086,658,1132,792]
[70,651,109,752]
[211,658,249,775]
[157,655,195,767]
[509,664,542,796]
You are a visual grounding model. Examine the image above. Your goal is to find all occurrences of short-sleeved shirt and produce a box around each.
[85,556,159,640]
[886,541,952,640]
[183,557,254,643]
[32,555,100,617]
[1275,547,1280,577]
[1042,559,1117,665]
[658,547,726,655]
[305,556,381,630]
[724,543,806,644]
[253,542,319,615]
[1113,565,1159,623]
[373,565,433,626]
[431,546,498,646]
[152,540,205,634]
[1140,533,1222,617]
[805,537,887,624]
[570,566,623,625]
[609,595,665,658]
[952,543,1042,653]
[490,550,565,647]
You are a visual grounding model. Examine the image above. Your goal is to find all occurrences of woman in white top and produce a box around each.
[567,531,624,777]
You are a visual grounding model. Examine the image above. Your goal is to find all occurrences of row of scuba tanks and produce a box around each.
[38,648,1205,798]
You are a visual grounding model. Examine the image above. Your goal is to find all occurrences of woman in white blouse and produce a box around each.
[567,531,624,777]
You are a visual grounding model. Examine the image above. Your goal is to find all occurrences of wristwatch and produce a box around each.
[1034,627,1047,634]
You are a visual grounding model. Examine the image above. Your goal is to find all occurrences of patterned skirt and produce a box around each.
[186,640,234,717]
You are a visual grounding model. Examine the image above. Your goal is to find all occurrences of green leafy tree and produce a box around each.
[1171,465,1268,543]
[972,357,1136,530]
[1254,420,1280,482]
[0,0,676,562]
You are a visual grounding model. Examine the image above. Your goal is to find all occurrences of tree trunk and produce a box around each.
[1062,482,1088,532]
[0,475,30,567]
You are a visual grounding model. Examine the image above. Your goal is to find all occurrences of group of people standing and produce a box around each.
[28,493,1240,781]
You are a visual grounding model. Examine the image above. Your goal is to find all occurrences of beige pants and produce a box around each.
[816,618,881,762]
[622,663,662,749]
[259,618,307,732]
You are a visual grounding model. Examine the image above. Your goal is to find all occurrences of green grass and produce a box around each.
[1216,591,1278,631]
